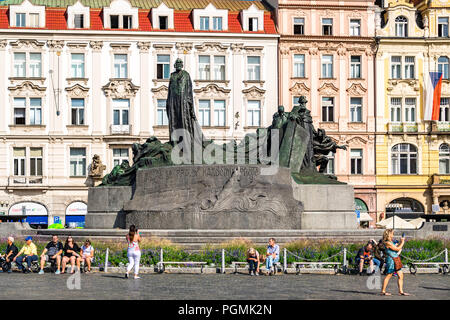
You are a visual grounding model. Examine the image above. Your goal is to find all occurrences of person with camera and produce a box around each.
[380,229,410,296]
[0,237,18,273]
[356,241,378,275]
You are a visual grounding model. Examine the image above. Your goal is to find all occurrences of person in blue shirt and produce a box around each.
[265,238,280,275]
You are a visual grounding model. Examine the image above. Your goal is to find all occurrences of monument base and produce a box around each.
[86,165,357,230]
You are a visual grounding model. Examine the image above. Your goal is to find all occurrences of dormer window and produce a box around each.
[103,0,138,29]
[200,16,210,30]
[193,4,228,31]
[16,13,26,27]
[74,14,84,28]
[152,3,174,30]
[10,0,45,28]
[110,15,119,28]
[123,15,132,29]
[249,17,258,31]
[159,16,168,30]
[241,4,264,32]
[395,16,408,37]
[213,17,222,31]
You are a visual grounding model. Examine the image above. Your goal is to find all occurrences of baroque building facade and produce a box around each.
[375,0,450,220]
[277,0,378,226]
[0,0,278,227]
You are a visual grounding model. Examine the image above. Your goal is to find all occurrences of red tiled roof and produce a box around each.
[0,7,277,34]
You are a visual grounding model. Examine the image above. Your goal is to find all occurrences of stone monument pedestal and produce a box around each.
[86,165,357,230]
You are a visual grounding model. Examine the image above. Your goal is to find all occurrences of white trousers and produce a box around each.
[127,250,141,275]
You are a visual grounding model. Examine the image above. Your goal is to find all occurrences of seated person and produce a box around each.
[246,247,260,276]
[13,236,38,273]
[265,238,280,275]
[356,241,379,275]
[0,236,19,273]
[80,239,94,272]
[373,239,386,272]
[39,235,63,274]
[61,236,81,274]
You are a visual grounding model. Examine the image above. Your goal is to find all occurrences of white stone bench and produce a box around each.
[157,261,207,273]
[231,261,282,274]
[292,262,342,275]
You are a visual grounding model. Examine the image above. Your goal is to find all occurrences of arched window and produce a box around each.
[438,56,449,80]
[391,143,417,174]
[386,197,424,216]
[440,143,450,174]
[395,16,408,37]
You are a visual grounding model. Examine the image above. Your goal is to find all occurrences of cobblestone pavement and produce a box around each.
[0,272,448,300]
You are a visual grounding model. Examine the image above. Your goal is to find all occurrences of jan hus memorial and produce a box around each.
[86,58,356,230]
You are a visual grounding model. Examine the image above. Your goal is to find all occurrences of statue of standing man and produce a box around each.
[166,58,205,151]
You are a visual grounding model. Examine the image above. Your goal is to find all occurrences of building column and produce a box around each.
[0,40,7,135]
[90,41,104,135]
[138,42,151,137]
[231,43,244,137]
[47,40,65,135]
[279,44,290,108]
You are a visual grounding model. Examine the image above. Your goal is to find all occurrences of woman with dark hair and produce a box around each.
[380,229,410,296]
[125,225,141,279]
[61,236,81,274]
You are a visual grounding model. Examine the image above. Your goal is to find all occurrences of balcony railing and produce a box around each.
[388,122,418,133]
[110,124,132,135]
[433,122,450,132]
[8,176,43,186]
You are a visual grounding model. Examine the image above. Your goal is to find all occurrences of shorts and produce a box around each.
[43,255,57,262]
[82,256,93,262]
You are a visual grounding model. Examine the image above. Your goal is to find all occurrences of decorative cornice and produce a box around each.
[242,85,266,98]
[289,82,310,95]
[230,43,244,53]
[244,46,264,53]
[65,83,90,97]
[346,83,367,96]
[318,83,339,95]
[67,42,88,49]
[193,83,231,95]
[175,42,193,54]
[151,85,168,93]
[346,136,367,145]
[10,39,45,49]
[194,42,229,52]
[102,79,140,98]
[8,81,46,95]
[90,41,103,51]
[153,44,174,50]
[0,40,7,49]
[47,40,65,51]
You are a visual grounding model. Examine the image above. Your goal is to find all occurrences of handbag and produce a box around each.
[386,248,403,271]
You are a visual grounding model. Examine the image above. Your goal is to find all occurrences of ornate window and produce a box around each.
[113,148,129,167]
[13,52,42,78]
[112,99,129,125]
[391,56,402,79]
[247,56,261,81]
[71,98,85,125]
[156,99,168,125]
[156,55,170,79]
[113,54,128,78]
[350,19,360,36]
[350,97,362,123]
[293,18,304,35]
[440,98,449,122]
[293,54,305,78]
[438,56,449,79]
[321,97,334,122]
[350,56,361,78]
[70,148,86,177]
[391,143,417,174]
[13,97,41,125]
[404,98,416,123]
[350,149,363,174]
[198,100,211,126]
[247,100,261,127]
[395,16,408,37]
[326,152,335,175]
[322,18,333,35]
[404,56,415,79]
[390,98,401,123]
[13,148,26,177]
[439,143,450,174]
[438,17,449,37]
[71,53,85,78]
[321,55,333,78]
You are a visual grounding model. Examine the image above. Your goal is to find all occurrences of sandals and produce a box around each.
[399,292,410,296]
[380,292,391,296]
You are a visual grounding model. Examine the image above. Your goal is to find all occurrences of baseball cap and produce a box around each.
[25,236,32,241]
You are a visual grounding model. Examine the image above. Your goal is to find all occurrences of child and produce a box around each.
[246,248,260,276]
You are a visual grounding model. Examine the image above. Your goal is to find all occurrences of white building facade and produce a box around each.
[0,0,278,228]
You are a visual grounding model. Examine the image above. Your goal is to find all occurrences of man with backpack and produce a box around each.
[38,235,63,274]
[0,237,18,273]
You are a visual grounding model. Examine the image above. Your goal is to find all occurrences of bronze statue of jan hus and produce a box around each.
[166,58,205,148]
[313,128,347,173]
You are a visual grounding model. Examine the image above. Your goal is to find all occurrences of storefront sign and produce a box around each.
[8,202,48,216]
[440,179,450,185]
[65,202,87,216]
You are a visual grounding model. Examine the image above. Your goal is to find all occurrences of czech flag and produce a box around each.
[424,71,443,121]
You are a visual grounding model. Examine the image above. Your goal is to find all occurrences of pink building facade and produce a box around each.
[277,0,378,226]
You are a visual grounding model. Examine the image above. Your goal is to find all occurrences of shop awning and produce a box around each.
[25,216,48,225]
[359,212,373,222]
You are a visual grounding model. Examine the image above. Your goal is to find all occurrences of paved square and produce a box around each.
[0,272,448,300]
